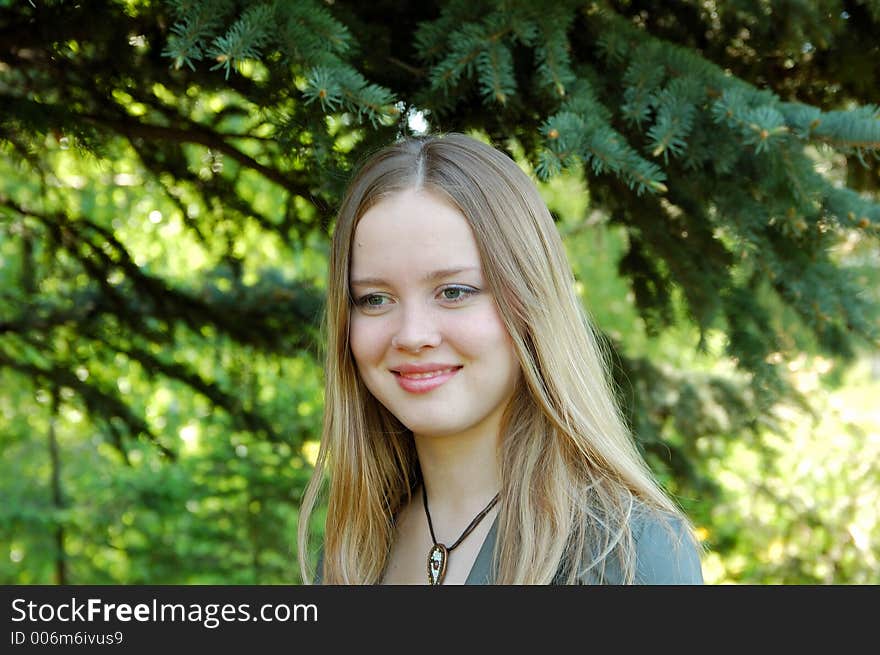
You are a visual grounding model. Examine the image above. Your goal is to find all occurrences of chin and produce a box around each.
[408,426,462,439]
[416,421,495,440]
[394,414,468,438]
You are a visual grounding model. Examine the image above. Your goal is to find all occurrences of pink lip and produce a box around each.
[390,364,462,394]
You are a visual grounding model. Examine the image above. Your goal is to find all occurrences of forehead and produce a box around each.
[350,189,482,276]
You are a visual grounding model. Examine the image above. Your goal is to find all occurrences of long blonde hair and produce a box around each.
[298,132,694,584]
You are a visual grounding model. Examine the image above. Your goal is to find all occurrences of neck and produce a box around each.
[413,427,501,517]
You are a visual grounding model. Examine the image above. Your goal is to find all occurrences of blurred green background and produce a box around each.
[1,0,878,584]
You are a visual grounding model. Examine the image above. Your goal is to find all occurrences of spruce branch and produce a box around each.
[429,22,497,89]
[533,8,576,98]
[823,185,880,231]
[163,0,357,82]
[621,54,665,127]
[277,0,352,65]
[476,41,516,104]
[764,242,878,350]
[74,110,307,193]
[540,101,668,195]
[809,104,880,158]
[413,14,457,64]
[711,89,790,155]
[414,0,498,63]
[595,25,631,65]
[161,0,234,71]
[742,106,789,154]
[647,83,698,162]
[207,3,275,79]
[303,66,398,127]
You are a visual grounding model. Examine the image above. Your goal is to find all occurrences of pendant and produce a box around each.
[427,543,448,585]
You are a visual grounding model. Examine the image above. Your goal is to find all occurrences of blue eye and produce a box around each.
[355,294,390,308]
[439,286,477,302]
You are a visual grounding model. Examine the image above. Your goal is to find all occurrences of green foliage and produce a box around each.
[162,0,235,71]
[1,0,878,584]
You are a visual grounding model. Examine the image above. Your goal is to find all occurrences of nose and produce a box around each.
[390,302,441,352]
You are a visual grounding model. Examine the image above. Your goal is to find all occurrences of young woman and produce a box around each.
[298,132,704,584]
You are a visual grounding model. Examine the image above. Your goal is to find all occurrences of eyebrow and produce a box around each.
[350,266,480,287]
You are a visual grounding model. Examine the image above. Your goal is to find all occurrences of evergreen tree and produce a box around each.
[0,0,877,583]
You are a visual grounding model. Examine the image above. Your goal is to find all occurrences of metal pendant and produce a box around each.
[427,543,448,585]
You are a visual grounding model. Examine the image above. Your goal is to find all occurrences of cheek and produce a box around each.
[454,307,517,362]
[349,315,388,367]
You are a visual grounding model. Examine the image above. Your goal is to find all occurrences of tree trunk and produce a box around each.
[49,387,66,585]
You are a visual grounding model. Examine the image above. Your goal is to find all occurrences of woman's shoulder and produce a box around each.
[628,506,704,584]
[572,503,704,585]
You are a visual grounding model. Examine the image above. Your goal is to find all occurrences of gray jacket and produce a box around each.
[465,512,704,584]
[315,510,704,585]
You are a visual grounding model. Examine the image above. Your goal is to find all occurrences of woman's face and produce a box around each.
[348,188,521,440]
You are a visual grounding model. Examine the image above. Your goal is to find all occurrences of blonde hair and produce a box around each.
[298,133,694,584]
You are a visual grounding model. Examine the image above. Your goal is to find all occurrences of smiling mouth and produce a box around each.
[392,366,463,394]
[394,367,461,380]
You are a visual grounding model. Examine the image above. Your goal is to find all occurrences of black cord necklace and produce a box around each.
[423,485,500,585]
